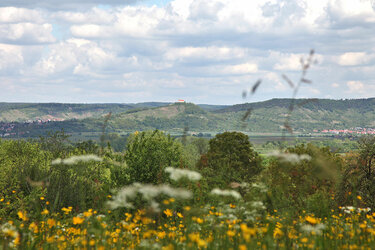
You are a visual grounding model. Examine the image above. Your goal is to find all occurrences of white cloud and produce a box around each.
[0,0,374,103]
[0,43,24,73]
[338,52,372,66]
[0,23,55,44]
[223,63,258,74]
[0,7,45,23]
[346,80,365,94]
[0,0,141,10]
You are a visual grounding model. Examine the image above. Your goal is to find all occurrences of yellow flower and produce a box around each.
[301,237,308,243]
[229,203,236,208]
[73,216,84,225]
[227,230,236,237]
[177,212,183,218]
[196,217,204,224]
[41,209,49,215]
[47,218,56,228]
[163,200,170,205]
[357,195,362,200]
[273,227,283,238]
[17,211,28,221]
[83,209,93,218]
[239,245,247,250]
[184,206,191,211]
[164,209,173,217]
[157,231,166,239]
[29,222,38,233]
[305,215,318,225]
[61,207,72,214]
[162,244,174,250]
[40,196,45,200]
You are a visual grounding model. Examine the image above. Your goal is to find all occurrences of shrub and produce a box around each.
[125,130,183,184]
[197,132,262,188]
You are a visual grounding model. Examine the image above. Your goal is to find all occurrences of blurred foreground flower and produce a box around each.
[267,150,311,163]
[52,154,102,165]
[165,167,202,181]
[107,183,191,211]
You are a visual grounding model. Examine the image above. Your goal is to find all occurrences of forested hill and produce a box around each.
[215,98,375,113]
[0,102,171,122]
[3,98,375,137]
[0,102,228,122]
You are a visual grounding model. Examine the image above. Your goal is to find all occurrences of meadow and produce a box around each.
[1,130,375,249]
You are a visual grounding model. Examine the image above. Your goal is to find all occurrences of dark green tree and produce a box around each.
[197,131,262,187]
[125,130,183,184]
[338,135,375,208]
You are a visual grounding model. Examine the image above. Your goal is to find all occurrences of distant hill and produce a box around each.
[0,102,227,122]
[3,98,375,138]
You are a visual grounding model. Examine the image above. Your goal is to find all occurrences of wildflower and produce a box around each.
[61,207,73,214]
[29,222,38,233]
[52,154,102,165]
[40,196,45,200]
[267,150,311,163]
[17,211,28,221]
[177,212,183,218]
[73,217,84,225]
[239,245,247,250]
[41,209,49,215]
[165,167,202,181]
[210,188,241,199]
[273,227,283,238]
[1,223,19,238]
[164,209,173,217]
[157,231,166,239]
[301,224,326,235]
[196,217,204,224]
[47,218,56,228]
[184,206,191,211]
[227,230,236,237]
[357,195,362,200]
[305,215,318,225]
[107,183,191,210]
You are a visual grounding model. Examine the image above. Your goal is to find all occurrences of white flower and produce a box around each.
[301,223,326,235]
[107,183,192,211]
[210,188,241,199]
[267,150,311,163]
[52,154,102,165]
[165,167,202,181]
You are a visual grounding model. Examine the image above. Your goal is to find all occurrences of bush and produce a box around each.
[197,131,262,188]
[125,130,183,184]
[260,143,342,216]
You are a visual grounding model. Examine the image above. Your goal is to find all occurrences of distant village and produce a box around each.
[0,118,63,137]
[317,127,375,135]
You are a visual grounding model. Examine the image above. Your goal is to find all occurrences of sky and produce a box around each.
[0,0,374,104]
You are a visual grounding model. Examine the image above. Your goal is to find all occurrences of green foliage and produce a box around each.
[46,156,113,212]
[338,135,375,208]
[197,132,262,188]
[260,143,342,216]
[0,139,50,217]
[125,130,183,184]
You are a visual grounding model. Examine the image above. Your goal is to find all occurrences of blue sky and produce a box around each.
[0,0,374,104]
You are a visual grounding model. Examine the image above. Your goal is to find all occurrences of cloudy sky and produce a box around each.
[0,0,374,104]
